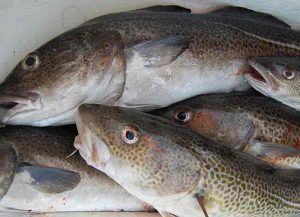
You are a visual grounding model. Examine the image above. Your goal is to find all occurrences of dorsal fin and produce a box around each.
[134,5,191,13]
[211,6,291,29]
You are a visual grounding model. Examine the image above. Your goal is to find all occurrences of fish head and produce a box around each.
[0,29,125,126]
[153,97,252,148]
[154,99,222,144]
[75,104,200,200]
[152,101,200,134]
[246,57,300,109]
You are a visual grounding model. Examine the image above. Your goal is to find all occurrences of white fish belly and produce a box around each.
[0,172,145,212]
[116,51,250,109]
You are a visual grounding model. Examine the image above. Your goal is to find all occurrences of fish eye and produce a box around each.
[173,108,191,123]
[121,125,139,144]
[21,54,40,71]
[283,70,295,80]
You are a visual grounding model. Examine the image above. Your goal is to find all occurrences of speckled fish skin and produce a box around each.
[154,93,300,147]
[246,57,300,111]
[153,93,300,168]
[74,104,300,217]
[2,6,300,126]
[0,126,147,212]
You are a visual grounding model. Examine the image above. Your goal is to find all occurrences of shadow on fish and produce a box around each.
[1,5,300,126]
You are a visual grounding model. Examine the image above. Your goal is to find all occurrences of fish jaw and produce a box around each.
[246,58,300,110]
[245,59,279,97]
[0,92,43,126]
[0,91,80,126]
[0,29,126,126]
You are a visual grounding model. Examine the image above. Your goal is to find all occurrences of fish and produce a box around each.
[1,5,300,126]
[74,103,300,217]
[245,57,300,111]
[152,93,300,169]
[0,126,149,212]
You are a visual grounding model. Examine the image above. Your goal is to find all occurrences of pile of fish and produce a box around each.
[1,4,300,217]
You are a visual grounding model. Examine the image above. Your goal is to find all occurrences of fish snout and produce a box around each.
[0,92,43,125]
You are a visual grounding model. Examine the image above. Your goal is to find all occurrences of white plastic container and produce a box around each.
[0,0,299,216]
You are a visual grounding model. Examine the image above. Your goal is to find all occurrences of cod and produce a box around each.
[1,6,300,126]
[75,104,300,217]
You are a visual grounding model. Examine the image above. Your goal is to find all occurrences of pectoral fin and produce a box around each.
[0,144,16,200]
[17,165,81,194]
[244,139,300,169]
[195,193,209,217]
[211,6,291,28]
[129,35,190,67]
[236,121,255,151]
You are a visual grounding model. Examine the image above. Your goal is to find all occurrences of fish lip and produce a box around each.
[246,59,278,92]
[0,92,43,125]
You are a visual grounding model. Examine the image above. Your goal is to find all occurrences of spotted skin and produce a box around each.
[3,7,300,126]
[86,11,300,62]
[154,93,300,165]
[75,104,300,217]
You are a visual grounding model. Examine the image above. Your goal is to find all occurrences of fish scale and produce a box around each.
[75,104,300,217]
[1,6,300,126]
[154,93,300,169]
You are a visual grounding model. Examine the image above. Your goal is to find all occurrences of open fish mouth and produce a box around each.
[245,59,279,93]
[0,92,43,125]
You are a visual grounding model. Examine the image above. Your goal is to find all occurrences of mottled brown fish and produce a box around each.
[0,126,148,212]
[153,93,300,169]
[74,104,300,217]
[246,57,300,111]
[1,5,300,126]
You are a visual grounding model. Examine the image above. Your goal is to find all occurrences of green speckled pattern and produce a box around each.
[3,10,300,96]
[155,93,300,149]
[76,104,300,217]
